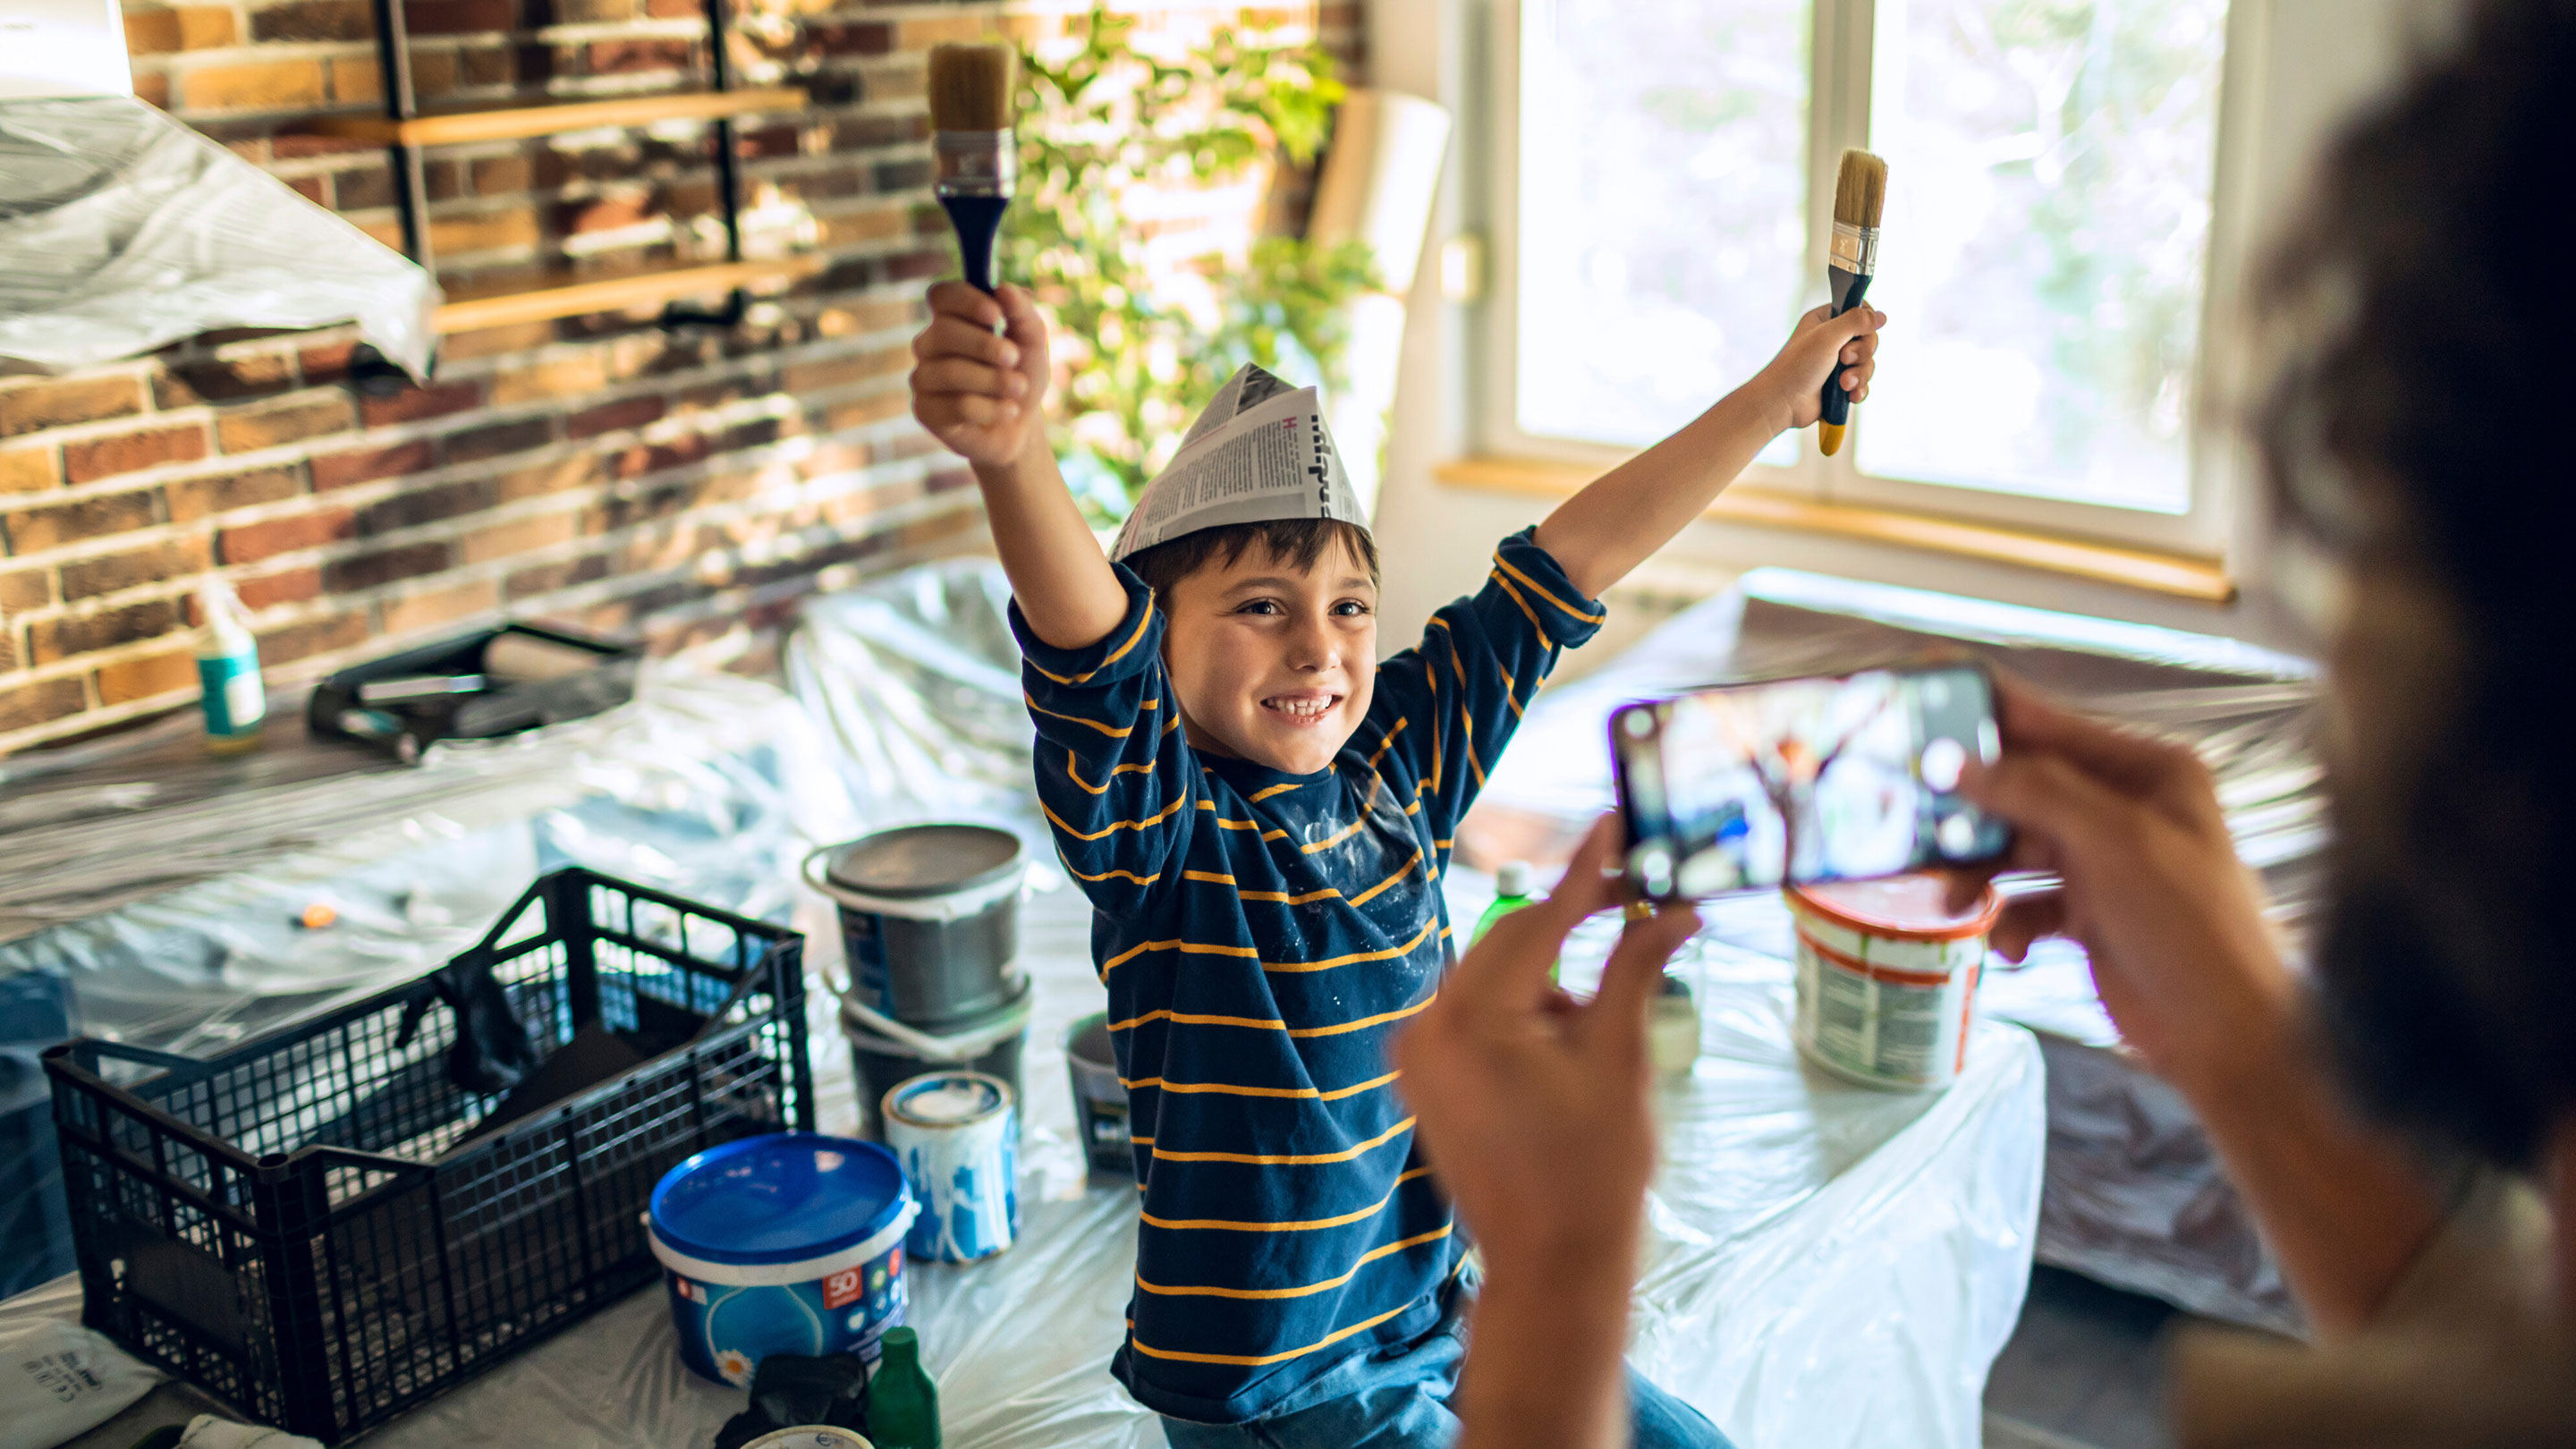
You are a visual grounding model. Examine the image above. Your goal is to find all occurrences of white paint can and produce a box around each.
[1785,876,2002,1091]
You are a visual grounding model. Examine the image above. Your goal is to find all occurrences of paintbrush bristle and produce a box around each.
[1833,149,1888,229]
[928,43,1019,133]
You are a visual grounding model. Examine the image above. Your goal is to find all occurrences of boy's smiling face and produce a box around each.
[1158,535,1377,775]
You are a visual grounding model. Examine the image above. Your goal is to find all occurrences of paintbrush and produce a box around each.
[1818,148,1886,457]
[928,42,1020,296]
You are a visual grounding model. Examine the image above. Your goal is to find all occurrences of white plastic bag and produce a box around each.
[0,1318,160,1447]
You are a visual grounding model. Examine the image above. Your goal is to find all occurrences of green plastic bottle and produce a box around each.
[867,1326,941,1449]
[1470,861,1536,945]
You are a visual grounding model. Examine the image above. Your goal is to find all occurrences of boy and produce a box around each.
[908,280,1881,1448]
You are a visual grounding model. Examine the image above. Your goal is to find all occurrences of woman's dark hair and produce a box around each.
[1124,519,1379,599]
[2258,0,2576,1167]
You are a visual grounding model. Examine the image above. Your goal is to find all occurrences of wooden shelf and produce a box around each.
[306,87,806,148]
[1436,455,2237,603]
[434,257,824,334]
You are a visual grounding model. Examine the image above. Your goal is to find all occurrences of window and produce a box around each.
[1494,0,2244,553]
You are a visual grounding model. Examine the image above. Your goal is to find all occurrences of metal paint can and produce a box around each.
[882,1071,1020,1262]
[1063,1013,1133,1175]
[1784,876,2002,1091]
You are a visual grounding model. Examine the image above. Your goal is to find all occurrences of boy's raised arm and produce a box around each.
[911,281,1129,650]
[1532,303,1886,601]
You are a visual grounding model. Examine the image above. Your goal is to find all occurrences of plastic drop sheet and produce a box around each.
[0,97,436,376]
[1465,566,2324,1335]
[10,556,2046,1449]
[0,663,861,1300]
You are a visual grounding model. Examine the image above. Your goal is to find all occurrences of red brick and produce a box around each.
[1,445,55,494]
[123,8,182,52]
[252,0,375,41]
[61,538,216,601]
[402,0,514,33]
[156,353,296,407]
[219,507,356,564]
[381,577,499,635]
[63,424,208,484]
[175,7,237,47]
[461,510,578,564]
[643,0,695,14]
[3,489,161,553]
[568,396,663,439]
[355,479,496,535]
[442,417,553,463]
[97,647,200,706]
[470,155,534,195]
[133,72,174,110]
[258,610,371,665]
[0,678,89,735]
[358,380,485,428]
[439,320,556,364]
[0,565,48,612]
[534,0,631,19]
[561,194,654,235]
[237,565,323,611]
[29,599,183,663]
[216,394,357,453]
[329,57,380,106]
[310,440,435,490]
[326,541,453,592]
[182,58,328,114]
[170,467,303,522]
[0,375,144,438]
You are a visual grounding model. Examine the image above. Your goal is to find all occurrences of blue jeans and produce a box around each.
[1157,1303,1731,1449]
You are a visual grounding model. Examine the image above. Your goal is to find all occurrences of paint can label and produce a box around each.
[1790,911,1985,1089]
[884,1072,1021,1262]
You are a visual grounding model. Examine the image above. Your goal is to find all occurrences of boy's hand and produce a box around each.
[911,282,1051,470]
[1753,303,1885,433]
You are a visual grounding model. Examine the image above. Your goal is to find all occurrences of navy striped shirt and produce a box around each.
[1012,528,1605,1422]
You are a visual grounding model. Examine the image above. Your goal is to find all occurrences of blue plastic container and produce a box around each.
[647,1131,917,1386]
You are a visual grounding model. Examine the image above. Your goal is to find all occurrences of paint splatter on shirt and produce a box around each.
[1013,527,1605,1422]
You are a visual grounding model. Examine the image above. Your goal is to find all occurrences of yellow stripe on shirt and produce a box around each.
[1025,693,1132,739]
[1487,568,1546,638]
[1346,849,1423,907]
[1121,1067,1401,1103]
[1127,1301,1421,1367]
[1135,1224,1453,1300]
[1140,1167,1431,1233]
[1065,750,1157,795]
[1150,1114,1416,1165]
[1493,554,1605,624]
[1043,795,1186,842]
[1250,782,1302,802]
[1025,597,1157,686]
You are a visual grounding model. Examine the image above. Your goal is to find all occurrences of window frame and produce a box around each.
[1480,0,2267,560]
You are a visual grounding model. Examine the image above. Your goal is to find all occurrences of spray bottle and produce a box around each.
[194,577,265,754]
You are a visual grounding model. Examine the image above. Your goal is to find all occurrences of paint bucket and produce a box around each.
[804,825,1027,1030]
[1784,876,2003,1092]
[839,980,1030,1141]
[647,1132,916,1386]
[881,1072,1020,1263]
[741,1432,874,1449]
[1063,1013,1133,1175]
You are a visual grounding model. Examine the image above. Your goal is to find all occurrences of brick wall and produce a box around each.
[0,0,1361,755]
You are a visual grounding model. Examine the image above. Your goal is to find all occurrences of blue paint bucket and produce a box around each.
[882,1072,1020,1262]
[647,1131,918,1386]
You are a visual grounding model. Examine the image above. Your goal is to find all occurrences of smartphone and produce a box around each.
[1610,662,2011,899]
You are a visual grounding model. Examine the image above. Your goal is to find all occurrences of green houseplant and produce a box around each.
[1001,6,1379,525]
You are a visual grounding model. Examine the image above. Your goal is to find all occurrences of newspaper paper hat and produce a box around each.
[1108,364,1370,562]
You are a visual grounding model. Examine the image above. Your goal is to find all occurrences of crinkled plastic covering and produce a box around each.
[5,561,2048,1449]
[0,97,437,376]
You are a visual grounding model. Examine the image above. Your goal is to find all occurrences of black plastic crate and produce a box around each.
[42,869,810,1444]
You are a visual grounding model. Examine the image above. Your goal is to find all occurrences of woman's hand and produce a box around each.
[1394,818,1699,1276]
[1753,303,1885,433]
[1945,679,2294,1095]
[909,282,1051,471]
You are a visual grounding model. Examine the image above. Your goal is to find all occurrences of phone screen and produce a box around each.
[1612,664,2010,898]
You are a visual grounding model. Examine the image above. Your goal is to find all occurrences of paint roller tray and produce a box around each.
[304,621,642,762]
